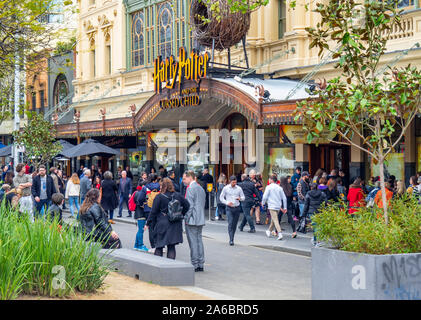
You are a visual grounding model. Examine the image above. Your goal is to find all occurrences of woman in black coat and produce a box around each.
[79,188,121,249]
[100,171,119,223]
[146,178,190,259]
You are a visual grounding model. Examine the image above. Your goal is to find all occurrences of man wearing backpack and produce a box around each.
[183,170,206,272]
[136,173,160,252]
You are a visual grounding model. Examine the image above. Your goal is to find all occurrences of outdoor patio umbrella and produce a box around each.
[0,145,12,157]
[55,140,75,157]
[62,139,121,158]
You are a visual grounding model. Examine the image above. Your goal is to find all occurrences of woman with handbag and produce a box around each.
[145,178,190,259]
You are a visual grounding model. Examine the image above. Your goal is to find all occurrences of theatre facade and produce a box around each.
[54,0,421,184]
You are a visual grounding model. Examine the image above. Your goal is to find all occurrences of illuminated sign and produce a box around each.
[159,87,201,109]
[153,47,209,94]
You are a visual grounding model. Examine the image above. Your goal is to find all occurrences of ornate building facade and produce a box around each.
[57,0,421,183]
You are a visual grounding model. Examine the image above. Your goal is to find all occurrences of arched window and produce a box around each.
[53,74,69,107]
[132,11,145,67]
[158,2,173,59]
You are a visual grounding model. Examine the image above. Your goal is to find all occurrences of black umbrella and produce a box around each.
[62,139,121,158]
[56,140,75,157]
[0,145,12,157]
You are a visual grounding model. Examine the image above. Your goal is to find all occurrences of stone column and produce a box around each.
[295,143,309,172]
[404,120,416,185]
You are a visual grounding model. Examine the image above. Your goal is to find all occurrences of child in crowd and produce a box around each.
[48,193,64,227]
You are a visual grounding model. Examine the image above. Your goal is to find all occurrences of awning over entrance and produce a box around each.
[135,77,311,130]
[55,77,311,138]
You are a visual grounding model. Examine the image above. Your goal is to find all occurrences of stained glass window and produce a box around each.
[158,2,173,59]
[132,11,145,67]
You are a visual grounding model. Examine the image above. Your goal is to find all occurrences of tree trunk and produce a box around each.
[378,158,388,225]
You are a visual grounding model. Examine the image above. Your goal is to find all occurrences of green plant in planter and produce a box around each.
[0,201,112,299]
[311,196,421,255]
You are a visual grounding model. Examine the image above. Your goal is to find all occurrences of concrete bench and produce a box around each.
[100,248,195,286]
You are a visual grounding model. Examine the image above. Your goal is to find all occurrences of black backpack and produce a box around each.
[162,193,184,222]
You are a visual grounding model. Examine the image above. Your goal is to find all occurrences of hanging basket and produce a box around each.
[190,0,251,51]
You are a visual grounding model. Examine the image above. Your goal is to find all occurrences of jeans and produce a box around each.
[118,194,131,216]
[155,244,176,259]
[185,224,205,268]
[68,196,80,217]
[227,206,241,242]
[239,200,255,231]
[299,203,305,217]
[135,219,146,249]
[34,199,51,218]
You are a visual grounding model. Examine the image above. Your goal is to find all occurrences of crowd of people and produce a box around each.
[2,161,421,269]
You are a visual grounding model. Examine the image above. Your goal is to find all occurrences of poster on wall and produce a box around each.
[267,147,295,177]
[280,125,336,144]
[371,153,404,181]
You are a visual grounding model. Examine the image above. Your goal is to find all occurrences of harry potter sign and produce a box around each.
[153,47,209,94]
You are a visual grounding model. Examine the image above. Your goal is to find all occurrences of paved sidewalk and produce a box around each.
[110,208,314,256]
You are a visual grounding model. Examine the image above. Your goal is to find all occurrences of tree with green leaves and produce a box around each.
[293,0,421,224]
[13,112,62,168]
[0,0,74,126]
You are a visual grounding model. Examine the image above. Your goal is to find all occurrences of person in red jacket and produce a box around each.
[347,177,366,214]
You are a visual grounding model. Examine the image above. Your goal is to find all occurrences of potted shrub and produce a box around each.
[289,0,421,300]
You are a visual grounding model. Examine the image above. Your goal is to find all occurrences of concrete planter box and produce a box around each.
[312,246,421,300]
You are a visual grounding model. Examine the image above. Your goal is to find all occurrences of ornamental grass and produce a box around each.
[0,200,111,300]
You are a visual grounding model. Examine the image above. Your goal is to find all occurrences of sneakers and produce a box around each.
[215,216,219,220]
[277,233,283,240]
[311,238,317,246]
[265,230,271,237]
[139,245,149,252]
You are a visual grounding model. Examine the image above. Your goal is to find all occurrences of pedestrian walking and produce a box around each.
[296,171,310,217]
[278,176,297,238]
[347,177,366,214]
[183,170,206,271]
[133,179,149,252]
[100,171,119,224]
[146,178,190,259]
[303,182,327,246]
[117,170,133,218]
[219,176,245,246]
[215,173,227,221]
[65,173,81,218]
[50,167,61,196]
[238,173,261,233]
[136,173,160,251]
[57,169,66,209]
[94,175,101,189]
[31,165,57,218]
[262,174,287,240]
[80,189,121,249]
[13,163,33,217]
[168,170,180,192]
[80,169,92,204]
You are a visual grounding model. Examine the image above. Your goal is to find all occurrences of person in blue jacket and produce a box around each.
[134,173,160,252]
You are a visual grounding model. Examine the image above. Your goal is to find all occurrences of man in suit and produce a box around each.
[118,170,133,218]
[183,170,206,272]
[31,165,57,218]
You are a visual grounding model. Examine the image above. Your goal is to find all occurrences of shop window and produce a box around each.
[131,11,145,68]
[266,147,295,178]
[370,142,405,181]
[278,0,286,39]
